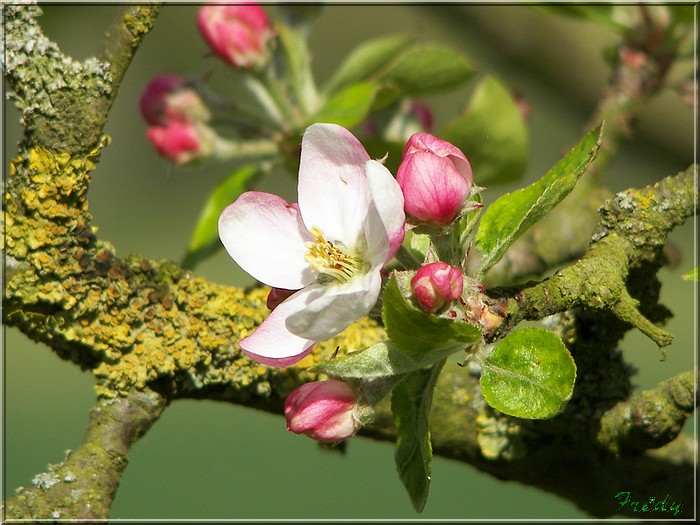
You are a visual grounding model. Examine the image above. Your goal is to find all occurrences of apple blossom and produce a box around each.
[411,262,464,313]
[397,133,473,226]
[284,379,365,442]
[198,3,274,70]
[218,123,405,366]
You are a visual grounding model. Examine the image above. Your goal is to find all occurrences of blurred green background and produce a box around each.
[3,3,695,520]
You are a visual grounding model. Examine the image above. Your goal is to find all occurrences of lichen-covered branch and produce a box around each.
[99,4,162,116]
[2,2,160,154]
[3,389,166,520]
[597,369,698,455]
[482,166,697,347]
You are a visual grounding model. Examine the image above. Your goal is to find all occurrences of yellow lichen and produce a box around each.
[6,140,388,402]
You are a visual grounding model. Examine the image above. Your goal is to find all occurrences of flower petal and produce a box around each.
[297,123,371,246]
[238,288,317,367]
[365,160,405,264]
[286,271,382,341]
[218,192,315,289]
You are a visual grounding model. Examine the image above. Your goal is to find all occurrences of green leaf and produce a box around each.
[475,124,603,275]
[181,165,261,269]
[480,327,576,419]
[314,340,457,383]
[440,75,529,185]
[325,35,414,93]
[374,45,475,108]
[382,273,482,360]
[310,82,376,129]
[392,361,444,513]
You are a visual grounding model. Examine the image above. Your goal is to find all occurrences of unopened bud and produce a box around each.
[397,133,473,226]
[285,380,365,443]
[411,262,464,313]
[198,3,275,70]
[146,121,215,166]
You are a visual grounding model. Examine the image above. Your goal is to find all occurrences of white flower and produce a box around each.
[218,123,405,366]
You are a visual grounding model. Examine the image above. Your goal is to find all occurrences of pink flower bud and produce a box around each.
[397,133,473,226]
[139,74,211,125]
[139,74,186,125]
[285,380,361,443]
[146,121,214,166]
[411,262,464,313]
[198,3,274,70]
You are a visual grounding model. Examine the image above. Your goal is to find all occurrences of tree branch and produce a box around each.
[3,389,166,520]
[2,2,160,154]
[597,369,698,455]
[479,166,697,347]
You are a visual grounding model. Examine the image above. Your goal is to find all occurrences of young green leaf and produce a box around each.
[382,273,482,361]
[392,361,445,513]
[475,124,603,275]
[325,34,414,93]
[374,45,474,108]
[181,165,261,269]
[480,327,576,419]
[314,340,457,383]
[440,75,529,185]
[309,82,376,129]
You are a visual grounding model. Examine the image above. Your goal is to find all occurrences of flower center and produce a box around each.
[305,227,363,284]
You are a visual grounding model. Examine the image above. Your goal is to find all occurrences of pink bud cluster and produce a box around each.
[411,262,463,313]
[139,74,215,165]
[198,3,274,70]
[284,379,363,443]
[397,133,473,226]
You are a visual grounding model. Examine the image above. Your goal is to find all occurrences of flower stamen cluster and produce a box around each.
[305,227,365,284]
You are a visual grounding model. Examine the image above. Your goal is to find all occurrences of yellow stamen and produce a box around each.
[305,227,363,284]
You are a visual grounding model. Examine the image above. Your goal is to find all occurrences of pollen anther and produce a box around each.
[305,227,362,283]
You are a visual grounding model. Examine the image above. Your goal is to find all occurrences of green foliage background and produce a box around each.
[3,3,695,519]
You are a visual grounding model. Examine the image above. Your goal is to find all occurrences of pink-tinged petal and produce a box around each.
[239,288,317,366]
[297,123,371,246]
[218,192,315,289]
[365,160,405,264]
[286,271,382,341]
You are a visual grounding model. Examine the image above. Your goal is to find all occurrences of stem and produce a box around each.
[213,137,279,162]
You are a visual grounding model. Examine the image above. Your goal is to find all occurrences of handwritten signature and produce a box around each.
[614,491,682,517]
